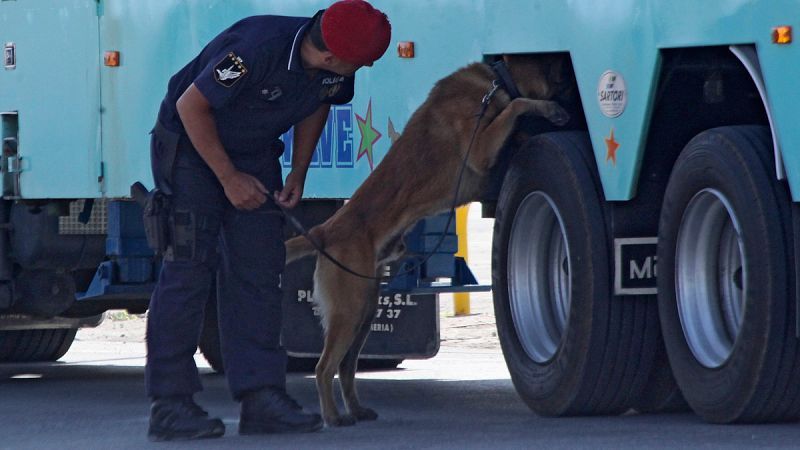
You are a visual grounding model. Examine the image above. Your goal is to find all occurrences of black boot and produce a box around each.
[147,395,225,442]
[239,387,323,434]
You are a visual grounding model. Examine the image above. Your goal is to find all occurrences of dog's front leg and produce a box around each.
[515,98,570,126]
[469,98,570,172]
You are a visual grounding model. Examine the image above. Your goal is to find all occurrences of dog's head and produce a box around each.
[502,54,571,101]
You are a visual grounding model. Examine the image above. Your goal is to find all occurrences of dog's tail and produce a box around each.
[285,227,323,264]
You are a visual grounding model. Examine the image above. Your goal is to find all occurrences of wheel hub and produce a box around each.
[508,192,571,363]
[675,189,746,369]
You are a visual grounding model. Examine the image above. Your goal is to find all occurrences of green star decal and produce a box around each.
[356,99,382,171]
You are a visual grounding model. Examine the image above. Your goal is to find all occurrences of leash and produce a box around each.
[266,190,383,280]
[275,62,514,280]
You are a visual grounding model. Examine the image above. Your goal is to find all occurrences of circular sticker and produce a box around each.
[597,71,627,118]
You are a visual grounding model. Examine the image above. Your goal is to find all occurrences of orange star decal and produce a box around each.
[605,128,620,166]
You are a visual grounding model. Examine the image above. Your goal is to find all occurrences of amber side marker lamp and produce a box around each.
[104,51,121,67]
[772,26,792,44]
[398,42,415,58]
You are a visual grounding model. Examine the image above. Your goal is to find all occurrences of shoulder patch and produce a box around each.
[214,52,248,88]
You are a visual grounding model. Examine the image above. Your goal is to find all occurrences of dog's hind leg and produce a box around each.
[469,98,570,171]
[316,314,359,426]
[314,256,377,427]
[338,285,380,422]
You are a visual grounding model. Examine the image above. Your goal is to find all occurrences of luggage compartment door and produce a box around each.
[0,1,102,199]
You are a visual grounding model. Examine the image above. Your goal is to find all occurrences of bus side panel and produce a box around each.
[484,0,800,201]
[99,0,485,199]
[0,0,102,199]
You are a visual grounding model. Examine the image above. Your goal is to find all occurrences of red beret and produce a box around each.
[321,0,391,66]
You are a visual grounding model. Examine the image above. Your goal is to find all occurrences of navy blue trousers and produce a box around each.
[145,131,287,400]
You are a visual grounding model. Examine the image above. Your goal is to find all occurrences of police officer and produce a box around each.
[145,0,391,441]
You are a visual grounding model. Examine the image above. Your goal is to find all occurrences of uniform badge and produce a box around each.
[320,76,345,100]
[214,52,248,87]
[261,86,283,102]
[322,83,343,100]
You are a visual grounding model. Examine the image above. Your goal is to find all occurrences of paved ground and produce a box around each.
[6,318,800,449]
[8,318,800,450]
[5,206,800,448]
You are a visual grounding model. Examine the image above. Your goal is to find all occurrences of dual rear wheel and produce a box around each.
[658,126,800,423]
[493,126,800,422]
[493,131,664,415]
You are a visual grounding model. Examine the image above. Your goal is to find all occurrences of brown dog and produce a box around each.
[285,55,570,426]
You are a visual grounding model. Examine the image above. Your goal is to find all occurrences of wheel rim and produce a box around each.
[675,188,746,369]
[508,191,571,363]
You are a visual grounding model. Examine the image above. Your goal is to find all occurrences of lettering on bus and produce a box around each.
[597,70,627,118]
[281,104,354,169]
[614,237,658,295]
[295,289,418,333]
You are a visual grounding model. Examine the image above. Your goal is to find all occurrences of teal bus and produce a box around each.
[2,0,799,424]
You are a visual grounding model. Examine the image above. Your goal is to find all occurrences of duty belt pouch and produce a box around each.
[136,120,181,256]
[142,188,172,255]
[133,182,198,261]
[169,209,195,261]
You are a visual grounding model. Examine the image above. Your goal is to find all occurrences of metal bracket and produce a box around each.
[3,42,15,70]
[729,45,785,181]
[6,155,23,197]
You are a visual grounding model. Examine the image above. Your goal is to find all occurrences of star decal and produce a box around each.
[356,99,382,171]
[605,128,620,166]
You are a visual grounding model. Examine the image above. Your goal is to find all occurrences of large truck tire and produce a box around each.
[657,126,800,423]
[632,334,689,413]
[492,131,657,416]
[0,329,77,362]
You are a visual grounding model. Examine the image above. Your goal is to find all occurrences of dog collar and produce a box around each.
[490,60,522,100]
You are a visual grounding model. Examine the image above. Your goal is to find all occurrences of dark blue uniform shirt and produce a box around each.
[157,12,354,159]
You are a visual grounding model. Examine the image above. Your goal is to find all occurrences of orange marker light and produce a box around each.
[104,51,120,67]
[772,26,792,44]
[398,41,415,58]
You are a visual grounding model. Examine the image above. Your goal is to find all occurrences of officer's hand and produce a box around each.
[219,171,267,210]
[276,171,305,209]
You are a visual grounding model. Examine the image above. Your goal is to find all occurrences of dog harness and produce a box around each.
[490,60,523,100]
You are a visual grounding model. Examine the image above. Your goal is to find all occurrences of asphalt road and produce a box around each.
[3,208,800,449]
[3,340,800,450]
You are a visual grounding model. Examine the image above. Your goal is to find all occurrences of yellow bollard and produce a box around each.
[454,205,471,316]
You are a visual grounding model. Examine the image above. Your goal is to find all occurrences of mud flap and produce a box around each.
[282,254,439,360]
[280,201,439,360]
